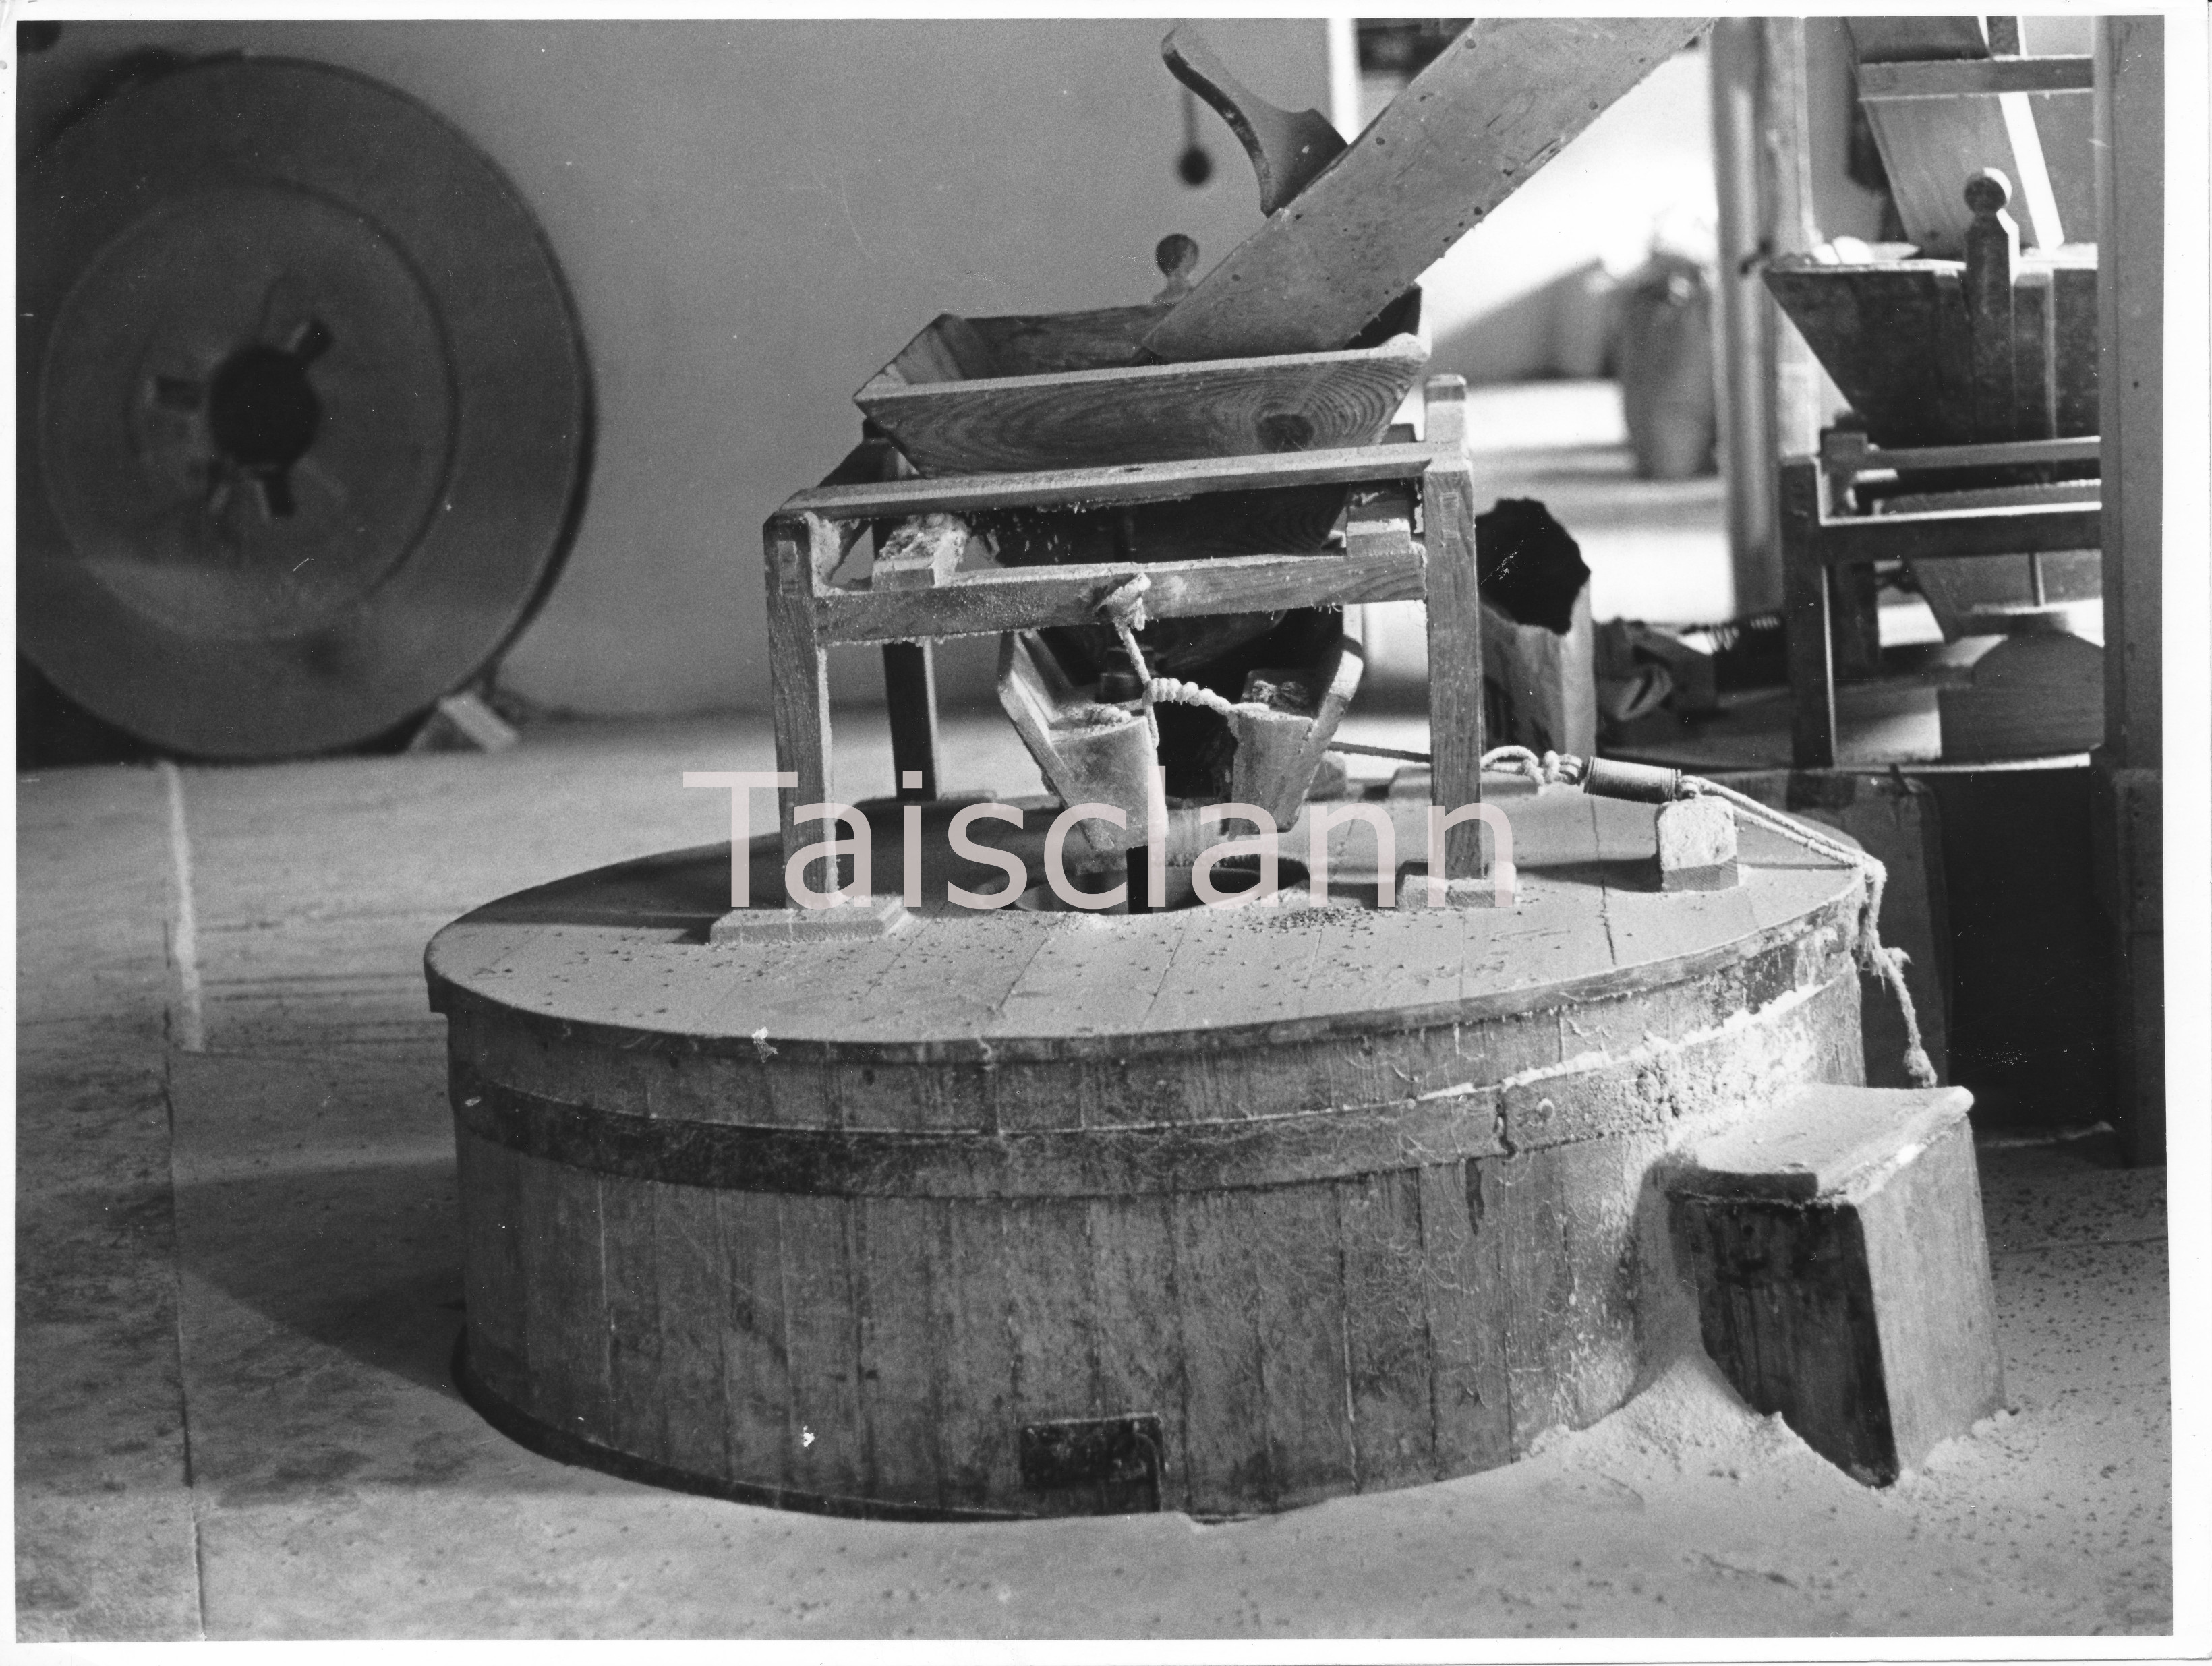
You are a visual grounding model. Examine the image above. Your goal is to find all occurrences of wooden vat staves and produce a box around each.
[428,785,1869,1519]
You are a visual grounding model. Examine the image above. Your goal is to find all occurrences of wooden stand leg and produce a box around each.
[2096,14,2165,1164]
[1420,376,1487,880]
[767,513,836,894]
[1780,460,1837,769]
[881,641,940,802]
[1829,562,1882,683]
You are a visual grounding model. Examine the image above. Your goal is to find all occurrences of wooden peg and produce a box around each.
[1422,374,1469,453]
[1151,234,1200,304]
[1161,24,1346,215]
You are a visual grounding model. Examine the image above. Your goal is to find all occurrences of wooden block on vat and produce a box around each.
[1656,797,1739,891]
[710,895,910,944]
[1668,1083,2004,1486]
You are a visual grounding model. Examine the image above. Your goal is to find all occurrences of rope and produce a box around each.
[1096,576,1159,745]
[1682,776,1936,1088]
[1322,739,1936,1089]
[1145,676,1240,719]
[1083,618,1933,1087]
[1480,745,1587,788]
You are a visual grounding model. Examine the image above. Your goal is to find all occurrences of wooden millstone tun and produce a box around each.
[428,783,1867,1518]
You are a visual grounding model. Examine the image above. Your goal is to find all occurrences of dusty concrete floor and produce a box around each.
[15,714,2171,1640]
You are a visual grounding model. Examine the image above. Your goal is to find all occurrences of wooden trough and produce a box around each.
[856,292,1426,477]
[1764,249,2096,450]
[430,781,1869,1520]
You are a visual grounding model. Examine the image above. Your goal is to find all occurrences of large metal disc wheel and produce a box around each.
[17,58,591,758]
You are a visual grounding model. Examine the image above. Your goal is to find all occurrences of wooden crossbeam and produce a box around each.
[783,440,1440,522]
[1857,56,2095,98]
[813,543,1426,647]
[1825,435,2101,476]
[1803,502,2101,567]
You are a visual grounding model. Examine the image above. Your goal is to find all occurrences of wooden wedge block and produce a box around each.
[1669,1083,2004,1485]
[1140,18,1711,361]
[996,632,1154,852]
[1234,636,1365,827]
[873,513,970,589]
[709,895,910,945]
[1655,796,1738,891]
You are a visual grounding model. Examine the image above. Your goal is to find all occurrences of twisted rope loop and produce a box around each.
[1095,576,1160,744]
[1480,745,1587,788]
[1146,677,1240,718]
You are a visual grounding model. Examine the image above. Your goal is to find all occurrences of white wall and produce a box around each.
[1416,47,1716,388]
[23,20,1326,717]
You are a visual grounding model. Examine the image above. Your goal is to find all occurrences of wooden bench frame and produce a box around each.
[1782,429,2102,767]
[763,374,1487,887]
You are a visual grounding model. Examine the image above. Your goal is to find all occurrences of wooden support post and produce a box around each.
[1829,560,1883,684]
[1711,20,1776,612]
[765,512,836,894]
[1762,19,1826,469]
[1963,169,2020,442]
[1780,460,1838,768]
[2010,264,2056,443]
[1669,1084,2005,1487]
[2093,15,2165,1164]
[1420,377,1486,878]
[881,641,940,802]
[1711,18,1823,620]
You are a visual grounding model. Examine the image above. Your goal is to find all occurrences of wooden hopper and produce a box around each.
[857,293,1426,477]
[1765,250,2096,450]
[1767,260,1974,448]
[859,17,1712,475]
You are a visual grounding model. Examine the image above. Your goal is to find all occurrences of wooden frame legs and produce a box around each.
[1781,459,1838,769]
[767,518,834,890]
[1420,376,1488,881]
[882,641,941,802]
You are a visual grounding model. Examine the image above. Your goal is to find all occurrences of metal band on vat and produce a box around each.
[449,968,1856,1198]
[450,1069,1507,1199]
